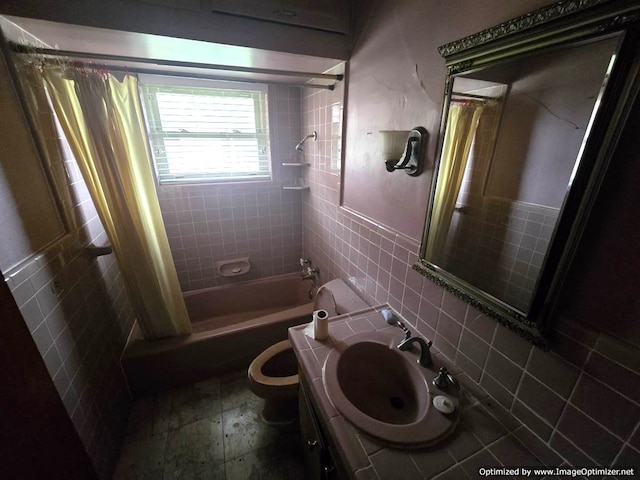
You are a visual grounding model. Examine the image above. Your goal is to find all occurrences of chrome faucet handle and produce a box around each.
[397,332,415,348]
[433,367,459,390]
[403,329,412,340]
[397,322,412,339]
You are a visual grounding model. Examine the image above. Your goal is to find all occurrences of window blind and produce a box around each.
[140,82,271,184]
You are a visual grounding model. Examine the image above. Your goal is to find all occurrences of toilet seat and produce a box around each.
[248,339,298,387]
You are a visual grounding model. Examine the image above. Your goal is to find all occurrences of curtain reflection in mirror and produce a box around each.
[426,102,484,261]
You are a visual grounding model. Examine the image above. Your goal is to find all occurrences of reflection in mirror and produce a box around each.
[425,36,619,315]
[415,0,640,348]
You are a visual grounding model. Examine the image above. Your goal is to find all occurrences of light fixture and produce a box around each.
[380,127,427,176]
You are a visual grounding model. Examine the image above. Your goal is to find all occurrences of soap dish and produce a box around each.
[216,257,250,277]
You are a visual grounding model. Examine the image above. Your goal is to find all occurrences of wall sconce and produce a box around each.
[380,127,427,176]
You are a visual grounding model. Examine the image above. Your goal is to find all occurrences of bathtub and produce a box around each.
[122,273,315,397]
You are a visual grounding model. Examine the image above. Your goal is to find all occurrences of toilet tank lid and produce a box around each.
[317,279,369,315]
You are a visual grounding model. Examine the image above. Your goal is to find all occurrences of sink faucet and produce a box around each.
[382,309,433,368]
[398,335,433,368]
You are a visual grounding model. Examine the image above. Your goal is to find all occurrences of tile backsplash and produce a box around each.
[301,82,640,470]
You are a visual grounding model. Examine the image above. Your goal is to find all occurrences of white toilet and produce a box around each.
[247,278,368,424]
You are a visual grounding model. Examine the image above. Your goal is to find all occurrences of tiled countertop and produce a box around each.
[289,305,562,479]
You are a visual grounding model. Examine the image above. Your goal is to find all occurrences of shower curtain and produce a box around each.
[426,103,484,263]
[26,64,191,339]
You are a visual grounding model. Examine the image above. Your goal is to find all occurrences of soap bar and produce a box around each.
[381,309,395,323]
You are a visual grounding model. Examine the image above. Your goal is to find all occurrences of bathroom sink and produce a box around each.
[323,330,459,447]
[332,339,427,424]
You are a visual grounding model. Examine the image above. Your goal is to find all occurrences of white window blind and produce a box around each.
[140,81,271,184]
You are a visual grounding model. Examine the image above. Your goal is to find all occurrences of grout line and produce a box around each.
[510,342,535,416]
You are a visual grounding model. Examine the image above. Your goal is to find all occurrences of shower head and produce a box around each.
[295,131,318,152]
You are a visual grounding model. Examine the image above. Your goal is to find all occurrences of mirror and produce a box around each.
[415,0,640,347]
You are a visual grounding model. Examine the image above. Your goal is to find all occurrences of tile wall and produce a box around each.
[4,103,135,478]
[157,85,304,292]
[447,198,559,312]
[301,84,640,470]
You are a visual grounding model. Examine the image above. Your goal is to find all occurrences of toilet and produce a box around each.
[247,278,368,424]
[247,339,299,424]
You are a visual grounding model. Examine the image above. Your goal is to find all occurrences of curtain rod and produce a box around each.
[67,62,335,90]
[451,91,495,101]
[10,42,342,88]
[451,97,486,104]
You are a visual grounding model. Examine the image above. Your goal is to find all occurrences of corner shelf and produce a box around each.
[282,161,310,191]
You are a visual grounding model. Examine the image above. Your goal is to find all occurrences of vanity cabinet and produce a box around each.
[299,375,347,480]
[290,307,563,478]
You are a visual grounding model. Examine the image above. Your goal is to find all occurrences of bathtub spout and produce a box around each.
[301,266,319,281]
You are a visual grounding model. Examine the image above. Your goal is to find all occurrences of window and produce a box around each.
[139,79,271,184]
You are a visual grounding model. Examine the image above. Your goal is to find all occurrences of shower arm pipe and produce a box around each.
[296,131,318,151]
[10,43,344,81]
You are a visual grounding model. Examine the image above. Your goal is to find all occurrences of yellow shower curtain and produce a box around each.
[38,67,191,339]
[426,103,484,263]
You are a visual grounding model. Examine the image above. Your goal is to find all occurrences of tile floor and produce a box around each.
[113,370,306,479]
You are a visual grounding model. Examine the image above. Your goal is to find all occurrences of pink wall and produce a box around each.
[486,37,616,208]
[303,0,640,469]
[342,0,556,239]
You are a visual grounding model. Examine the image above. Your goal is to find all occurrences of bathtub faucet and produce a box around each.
[301,266,319,281]
[300,258,319,281]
